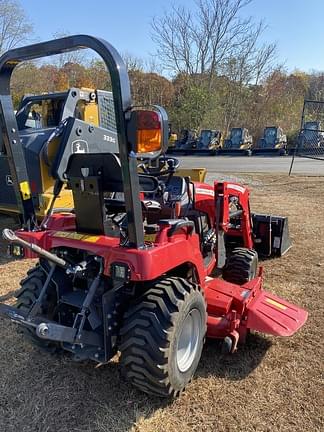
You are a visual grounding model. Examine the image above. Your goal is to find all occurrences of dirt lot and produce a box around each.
[0,174,323,432]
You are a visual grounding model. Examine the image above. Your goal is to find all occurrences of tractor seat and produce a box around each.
[162,175,191,209]
[65,153,159,234]
[66,153,159,193]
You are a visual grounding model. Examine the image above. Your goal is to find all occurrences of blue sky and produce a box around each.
[20,0,324,73]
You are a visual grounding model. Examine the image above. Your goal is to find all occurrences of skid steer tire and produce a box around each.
[120,277,207,398]
[222,247,258,285]
[15,263,60,352]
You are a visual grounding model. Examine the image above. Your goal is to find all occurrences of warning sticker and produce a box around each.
[265,297,287,310]
[54,231,99,243]
[144,233,157,243]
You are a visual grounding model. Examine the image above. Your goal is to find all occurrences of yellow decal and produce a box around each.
[266,298,287,310]
[54,231,99,243]
[144,233,157,243]
[19,181,31,200]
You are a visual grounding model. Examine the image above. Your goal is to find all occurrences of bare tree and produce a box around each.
[0,0,33,53]
[218,20,276,131]
[121,51,144,72]
[307,72,324,101]
[151,0,277,133]
[151,0,275,86]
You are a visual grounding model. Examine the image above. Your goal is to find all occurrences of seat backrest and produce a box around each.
[65,153,158,235]
[66,153,158,193]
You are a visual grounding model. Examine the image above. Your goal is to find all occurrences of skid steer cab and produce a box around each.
[0,87,116,218]
[0,35,307,399]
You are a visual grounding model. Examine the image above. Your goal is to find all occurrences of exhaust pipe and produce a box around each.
[2,228,68,269]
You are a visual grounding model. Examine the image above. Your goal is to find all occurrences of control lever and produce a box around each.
[165,158,176,186]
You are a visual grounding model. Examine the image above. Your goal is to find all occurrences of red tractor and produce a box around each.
[0,35,307,398]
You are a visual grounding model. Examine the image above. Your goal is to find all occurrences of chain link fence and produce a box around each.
[289,100,324,174]
[296,100,324,160]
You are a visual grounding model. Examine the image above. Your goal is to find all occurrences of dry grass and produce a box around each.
[0,174,323,432]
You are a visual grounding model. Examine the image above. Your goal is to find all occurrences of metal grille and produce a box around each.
[97,90,117,132]
[295,100,324,160]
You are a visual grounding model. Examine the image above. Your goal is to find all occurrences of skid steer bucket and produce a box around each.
[246,290,308,336]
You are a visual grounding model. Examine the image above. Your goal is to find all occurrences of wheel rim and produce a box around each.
[176,309,201,373]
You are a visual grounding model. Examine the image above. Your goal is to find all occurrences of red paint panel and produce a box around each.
[246,290,308,336]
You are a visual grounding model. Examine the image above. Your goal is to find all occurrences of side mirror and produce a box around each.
[128,105,168,158]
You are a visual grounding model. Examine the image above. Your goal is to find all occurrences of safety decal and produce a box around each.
[195,188,215,197]
[265,297,287,310]
[54,231,99,243]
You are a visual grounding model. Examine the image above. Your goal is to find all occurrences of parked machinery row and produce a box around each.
[168,126,288,156]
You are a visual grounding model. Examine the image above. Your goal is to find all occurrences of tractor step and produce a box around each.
[60,290,87,308]
[246,291,308,336]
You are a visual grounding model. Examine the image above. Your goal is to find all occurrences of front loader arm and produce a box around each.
[214,182,254,250]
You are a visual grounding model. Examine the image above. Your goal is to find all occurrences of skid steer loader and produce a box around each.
[0,87,116,219]
[191,129,222,155]
[219,127,253,156]
[0,35,307,398]
[253,126,287,155]
[167,128,198,154]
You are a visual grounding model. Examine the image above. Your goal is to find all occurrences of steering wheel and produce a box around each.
[138,156,180,177]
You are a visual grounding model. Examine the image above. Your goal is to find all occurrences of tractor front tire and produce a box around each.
[15,263,60,352]
[120,277,207,397]
[222,247,258,285]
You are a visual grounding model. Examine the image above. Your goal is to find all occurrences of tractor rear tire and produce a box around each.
[120,277,207,397]
[15,263,60,352]
[222,247,258,285]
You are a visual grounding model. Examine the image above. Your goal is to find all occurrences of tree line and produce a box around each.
[2,0,324,140]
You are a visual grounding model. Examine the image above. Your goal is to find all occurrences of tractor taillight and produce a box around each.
[137,128,162,154]
[137,110,160,130]
[128,106,168,158]
[136,110,162,154]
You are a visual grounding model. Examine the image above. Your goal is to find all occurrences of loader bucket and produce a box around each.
[176,168,207,182]
[252,213,292,257]
[246,290,308,336]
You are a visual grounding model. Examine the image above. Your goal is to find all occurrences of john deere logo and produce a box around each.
[72,140,89,154]
[6,175,13,186]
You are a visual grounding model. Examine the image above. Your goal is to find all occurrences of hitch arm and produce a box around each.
[73,258,104,341]
[2,229,68,269]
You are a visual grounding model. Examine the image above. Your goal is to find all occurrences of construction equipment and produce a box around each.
[0,87,115,219]
[253,126,287,155]
[191,129,222,155]
[0,35,307,398]
[176,167,207,182]
[167,123,178,150]
[289,100,324,174]
[168,128,198,154]
[298,121,324,150]
[219,127,253,155]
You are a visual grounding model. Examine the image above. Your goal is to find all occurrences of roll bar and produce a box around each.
[0,35,144,247]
